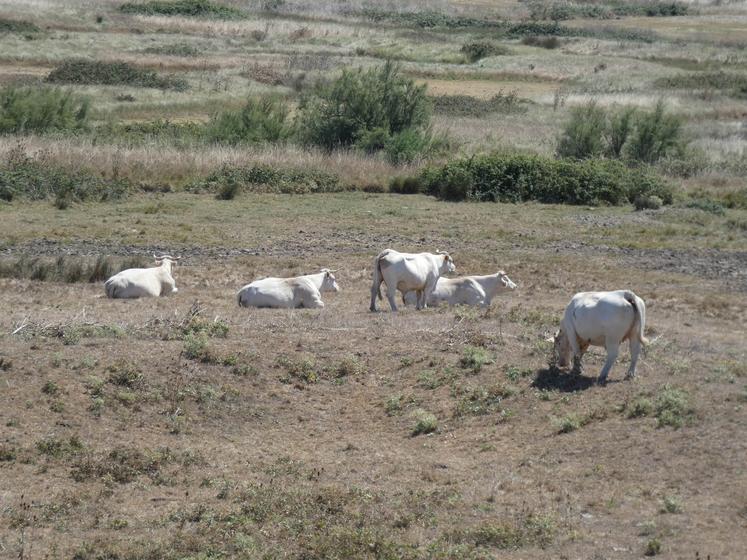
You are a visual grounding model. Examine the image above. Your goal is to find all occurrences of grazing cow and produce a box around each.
[552,290,648,385]
[369,249,455,312]
[104,254,180,298]
[403,271,516,308]
[237,269,339,309]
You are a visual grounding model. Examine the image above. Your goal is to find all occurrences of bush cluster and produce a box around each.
[360,9,500,29]
[521,35,560,49]
[46,60,188,91]
[189,163,345,195]
[119,0,245,19]
[0,87,89,134]
[0,18,40,33]
[557,100,685,164]
[528,1,689,21]
[460,41,511,62]
[295,61,434,163]
[656,71,747,98]
[416,152,672,206]
[430,92,528,116]
[0,153,129,203]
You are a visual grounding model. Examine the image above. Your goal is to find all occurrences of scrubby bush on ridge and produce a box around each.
[205,96,291,145]
[415,152,672,206]
[46,60,188,91]
[119,0,245,19]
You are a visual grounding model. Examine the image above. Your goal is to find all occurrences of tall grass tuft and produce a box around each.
[206,96,291,145]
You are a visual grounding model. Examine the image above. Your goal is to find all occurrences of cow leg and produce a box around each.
[386,286,398,312]
[568,331,583,374]
[597,340,620,385]
[416,290,425,310]
[625,337,641,379]
[369,281,381,312]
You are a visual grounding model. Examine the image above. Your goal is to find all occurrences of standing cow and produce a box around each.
[369,249,455,312]
[104,254,180,298]
[553,290,648,385]
[237,269,339,309]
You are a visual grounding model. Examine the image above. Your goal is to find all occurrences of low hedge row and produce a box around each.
[395,153,672,206]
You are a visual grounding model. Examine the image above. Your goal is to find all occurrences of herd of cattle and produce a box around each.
[103,249,648,385]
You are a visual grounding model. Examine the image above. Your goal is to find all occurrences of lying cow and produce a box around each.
[552,290,648,385]
[403,271,516,307]
[104,254,180,298]
[369,249,455,312]
[237,269,339,308]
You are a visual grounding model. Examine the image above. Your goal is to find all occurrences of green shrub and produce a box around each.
[296,61,429,151]
[634,195,662,211]
[685,197,725,215]
[0,86,89,134]
[190,163,345,195]
[95,119,203,147]
[355,127,390,154]
[459,346,493,373]
[412,409,438,435]
[645,538,662,556]
[655,386,693,428]
[120,0,245,19]
[0,18,40,33]
[46,60,188,91]
[420,152,672,206]
[360,9,499,29]
[627,100,684,164]
[384,128,433,165]
[205,96,291,145]
[656,71,747,95]
[557,101,607,159]
[521,35,560,49]
[607,106,636,158]
[388,176,424,194]
[461,41,510,62]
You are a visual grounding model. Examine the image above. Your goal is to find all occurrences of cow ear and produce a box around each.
[443,254,448,261]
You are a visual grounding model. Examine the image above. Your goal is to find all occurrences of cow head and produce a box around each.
[154,254,181,271]
[498,271,517,291]
[552,329,571,368]
[320,269,340,293]
[436,251,456,274]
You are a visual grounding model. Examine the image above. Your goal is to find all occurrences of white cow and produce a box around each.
[104,254,180,299]
[369,249,455,312]
[237,269,339,309]
[403,271,516,308]
[553,290,648,385]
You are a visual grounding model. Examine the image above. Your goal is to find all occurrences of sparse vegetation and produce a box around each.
[461,41,511,62]
[459,346,493,373]
[412,409,438,435]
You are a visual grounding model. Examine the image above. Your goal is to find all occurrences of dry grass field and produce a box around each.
[0,0,746,559]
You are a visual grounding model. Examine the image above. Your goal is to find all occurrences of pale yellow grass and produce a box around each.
[421,78,559,101]
[0,136,411,187]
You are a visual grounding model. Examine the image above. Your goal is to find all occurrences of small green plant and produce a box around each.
[0,18,40,33]
[0,444,16,461]
[49,400,65,413]
[276,355,318,385]
[557,414,583,434]
[455,385,508,417]
[107,361,143,388]
[661,495,682,514]
[42,380,60,396]
[645,537,662,556]
[654,386,693,428]
[183,332,210,361]
[334,355,366,378]
[634,195,663,211]
[36,435,84,458]
[627,397,654,418]
[412,409,438,436]
[459,346,493,373]
[384,394,403,416]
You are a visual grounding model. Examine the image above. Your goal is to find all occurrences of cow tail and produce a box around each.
[624,291,649,345]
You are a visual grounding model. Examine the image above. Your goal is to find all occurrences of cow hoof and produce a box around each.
[596,377,608,386]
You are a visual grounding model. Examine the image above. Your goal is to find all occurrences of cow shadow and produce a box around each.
[532,366,596,393]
